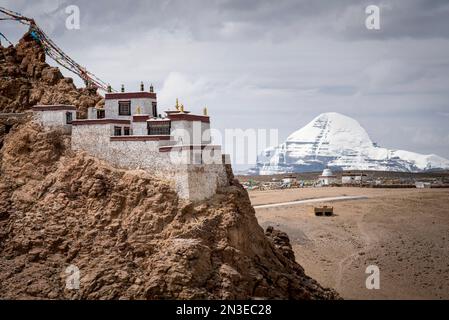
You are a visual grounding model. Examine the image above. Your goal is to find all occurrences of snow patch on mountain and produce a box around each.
[252,112,449,175]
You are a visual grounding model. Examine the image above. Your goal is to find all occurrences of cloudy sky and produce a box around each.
[2,0,449,168]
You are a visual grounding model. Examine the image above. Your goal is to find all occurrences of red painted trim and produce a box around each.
[159,144,220,153]
[132,115,150,122]
[105,92,157,100]
[32,105,76,111]
[110,135,171,141]
[167,113,210,123]
[72,119,131,125]
[165,110,191,114]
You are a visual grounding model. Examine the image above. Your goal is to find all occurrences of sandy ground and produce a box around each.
[250,187,449,299]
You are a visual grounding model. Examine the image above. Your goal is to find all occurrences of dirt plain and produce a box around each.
[249,187,449,299]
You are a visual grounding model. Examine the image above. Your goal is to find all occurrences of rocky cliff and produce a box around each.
[0,33,338,300]
[0,31,103,115]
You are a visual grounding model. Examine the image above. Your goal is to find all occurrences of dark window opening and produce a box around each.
[66,112,73,124]
[114,126,122,136]
[124,127,130,136]
[97,109,105,119]
[147,122,170,135]
[118,101,131,116]
[152,102,158,117]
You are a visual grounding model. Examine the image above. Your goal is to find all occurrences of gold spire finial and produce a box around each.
[203,106,208,116]
[180,104,184,113]
[175,98,179,110]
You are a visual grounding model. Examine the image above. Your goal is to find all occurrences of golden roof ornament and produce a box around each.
[203,106,208,116]
[175,98,180,111]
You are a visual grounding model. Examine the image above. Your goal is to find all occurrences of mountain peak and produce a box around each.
[317,111,347,118]
[255,113,449,174]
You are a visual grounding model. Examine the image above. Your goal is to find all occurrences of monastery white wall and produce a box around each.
[87,107,97,119]
[72,123,113,157]
[171,120,211,145]
[105,98,155,119]
[34,110,75,132]
[173,164,228,200]
[132,121,147,135]
[167,147,223,165]
[71,123,229,201]
[202,121,211,143]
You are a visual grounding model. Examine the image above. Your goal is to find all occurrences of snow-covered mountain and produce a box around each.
[252,112,449,175]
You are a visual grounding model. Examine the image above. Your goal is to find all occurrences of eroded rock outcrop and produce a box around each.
[0,31,103,116]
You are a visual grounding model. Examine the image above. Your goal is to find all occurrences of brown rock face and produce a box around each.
[0,31,103,116]
[265,226,297,262]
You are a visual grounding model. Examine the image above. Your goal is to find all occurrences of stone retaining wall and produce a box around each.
[71,122,229,200]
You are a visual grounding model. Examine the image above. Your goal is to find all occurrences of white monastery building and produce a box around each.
[32,84,231,201]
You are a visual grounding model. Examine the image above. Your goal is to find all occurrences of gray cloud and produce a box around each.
[1,0,449,165]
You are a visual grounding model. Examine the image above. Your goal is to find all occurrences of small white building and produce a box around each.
[32,84,230,201]
[282,175,296,184]
[415,181,431,189]
[318,168,337,186]
[32,105,76,132]
[341,172,368,185]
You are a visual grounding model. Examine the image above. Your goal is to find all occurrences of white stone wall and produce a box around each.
[171,120,192,144]
[174,164,228,200]
[171,120,211,145]
[201,121,212,144]
[87,107,97,119]
[71,123,228,201]
[105,98,155,119]
[72,123,112,157]
[131,121,147,135]
[167,147,223,166]
[34,110,75,133]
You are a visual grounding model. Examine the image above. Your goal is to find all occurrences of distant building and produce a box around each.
[342,172,367,185]
[32,105,76,132]
[282,174,297,184]
[280,174,297,188]
[415,182,431,189]
[318,168,337,186]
